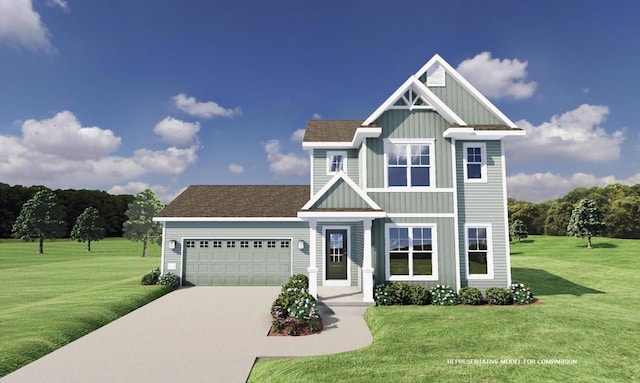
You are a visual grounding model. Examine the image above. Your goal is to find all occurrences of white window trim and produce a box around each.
[383,138,436,190]
[464,223,494,280]
[463,142,487,183]
[326,150,347,175]
[322,225,352,287]
[385,223,438,281]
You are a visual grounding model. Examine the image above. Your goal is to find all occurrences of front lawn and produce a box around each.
[0,238,171,377]
[248,235,640,382]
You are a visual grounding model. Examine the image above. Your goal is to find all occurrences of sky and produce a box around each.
[1,0,639,203]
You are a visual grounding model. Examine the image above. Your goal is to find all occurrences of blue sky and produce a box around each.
[1,0,639,202]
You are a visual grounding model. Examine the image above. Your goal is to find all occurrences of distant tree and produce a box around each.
[12,189,67,254]
[508,200,546,235]
[606,196,640,239]
[123,189,164,257]
[71,207,106,252]
[567,199,607,249]
[510,219,528,243]
[544,201,575,236]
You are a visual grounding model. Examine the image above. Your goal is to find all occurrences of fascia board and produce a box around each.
[362,77,415,126]
[301,127,382,150]
[301,171,382,211]
[443,128,526,140]
[153,217,304,222]
[297,211,387,219]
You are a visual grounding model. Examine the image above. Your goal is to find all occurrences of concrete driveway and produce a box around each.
[0,287,373,383]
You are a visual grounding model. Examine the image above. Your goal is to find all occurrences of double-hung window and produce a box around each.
[326,151,347,175]
[463,143,486,182]
[466,224,493,279]
[385,140,434,188]
[386,224,438,280]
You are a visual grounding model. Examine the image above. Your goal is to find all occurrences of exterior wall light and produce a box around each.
[298,240,305,250]
[169,240,177,249]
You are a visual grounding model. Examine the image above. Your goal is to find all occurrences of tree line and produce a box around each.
[508,183,640,239]
[0,183,134,238]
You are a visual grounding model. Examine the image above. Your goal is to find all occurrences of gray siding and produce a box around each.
[455,140,510,289]
[368,191,454,213]
[315,221,363,287]
[163,221,309,284]
[366,110,453,189]
[371,217,457,289]
[312,149,359,194]
[313,179,370,209]
[426,73,503,125]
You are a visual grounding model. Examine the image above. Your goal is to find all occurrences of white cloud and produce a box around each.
[264,139,309,178]
[228,163,244,173]
[0,0,53,51]
[456,52,536,100]
[173,93,241,119]
[153,116,200,146]
[507,172,640,202]
[291,128,306,142]
[108,182,186,204]
[507,104,625,163]
[47,0,69,12]
[312,113,322,120]
[133,146,199,175]
[22,111,121,160]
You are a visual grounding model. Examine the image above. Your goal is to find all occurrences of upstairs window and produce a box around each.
[463,143,486,182]
[326,151,347,175]
[385,140,434,188]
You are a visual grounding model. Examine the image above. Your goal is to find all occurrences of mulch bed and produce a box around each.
[268,318,324,336]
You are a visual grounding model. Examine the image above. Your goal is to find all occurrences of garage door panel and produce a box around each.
[184,238,292,286]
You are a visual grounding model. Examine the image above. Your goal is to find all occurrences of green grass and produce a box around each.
[0,238,171,377]
[249,235,640,382]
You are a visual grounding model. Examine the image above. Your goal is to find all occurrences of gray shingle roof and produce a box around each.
[156,185,310,218]
[303,120,376,142]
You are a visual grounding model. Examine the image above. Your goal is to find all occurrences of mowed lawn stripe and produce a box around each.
[0,238,171,378]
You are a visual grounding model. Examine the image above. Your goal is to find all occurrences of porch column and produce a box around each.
[362,218,374,302]
[307,219,319,299]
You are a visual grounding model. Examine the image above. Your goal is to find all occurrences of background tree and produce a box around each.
[544,201,575,236]
[12,188,67,254]
[567,198,607,249]
[606,196,640,239]
[510,219,528,243]
[508,200,546,235]
[123,189,164,257]
[71,207,106,252]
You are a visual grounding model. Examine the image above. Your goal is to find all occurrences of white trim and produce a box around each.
[365,187,454,193]
[414,54,518,129]
[464,223,495,280]
[308,220,318,298]
[362,218,374,302]
[302,127,382,150]
[386,213,454,218]
[463,142,487,183]
[160,222,167,275]
[363,76,466,126]
[451,138,461,291]
[383,138,436,189]
[443,128,525,140]
[326,150,348,175]
[322,225,352,287]
[298,211,386,219]
[502,141,513,285]
[385,223,439,281]
[360,139,368,190]
[301,171,382,211]
[154,217,304,222]
[309,151,314,196]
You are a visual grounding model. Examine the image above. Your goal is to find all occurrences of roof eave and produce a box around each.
[443,128,526,140]
[302,127,382,149]
[153,217,304,222]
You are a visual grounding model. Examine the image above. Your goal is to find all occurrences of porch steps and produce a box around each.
[317,287,374,307]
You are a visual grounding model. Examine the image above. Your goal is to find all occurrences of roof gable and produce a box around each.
[301,172,381,211]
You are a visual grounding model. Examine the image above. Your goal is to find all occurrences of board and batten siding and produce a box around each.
[366,110,453,190]
[314,221,363,287]
[313,179,370,209]
[162,221,309,282]
[371,217,457,289]
[312,149,359,194]
[368,191,454,214]
[455,140,510,289]
[424,72,504,125]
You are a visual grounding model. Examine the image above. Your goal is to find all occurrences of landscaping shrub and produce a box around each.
[374,284,392,306]
[141,267,161,285]
[271,277,320,335]
[485,287,512,305]
[430,285,459,306]
[510,282,535,304]
[157,272,179,288]
[386,281,411,305]
[407,285,431,305]
[283,274,309,290]
[459,287,484,305]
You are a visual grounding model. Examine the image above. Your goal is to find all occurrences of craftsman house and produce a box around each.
[154,54,525,302]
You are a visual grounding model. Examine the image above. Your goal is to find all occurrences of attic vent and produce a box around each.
[426,64,446,87]
[391,88,432,110]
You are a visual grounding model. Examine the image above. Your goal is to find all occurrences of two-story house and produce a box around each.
[154,54,525,302]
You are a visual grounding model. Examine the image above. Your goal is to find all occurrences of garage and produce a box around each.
[183,239,292,286]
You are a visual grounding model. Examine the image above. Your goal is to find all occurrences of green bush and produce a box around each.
[510,282,535,304]
[157,272,179,288]
[141,267,160,285]
[283,274,309,291]
[459,287,484,305]
[374,284,392,306]
[485,287,512,305]
[430,285,459,306]
[407,285,431,305]
[271,279,320,335]
[386,282,411,305]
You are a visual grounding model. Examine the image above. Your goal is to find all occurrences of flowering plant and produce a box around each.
[430,284,459,306]
[510,282,534,304]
